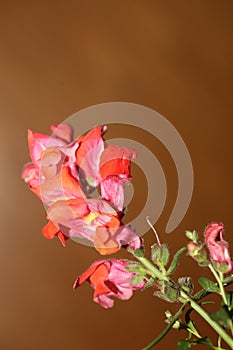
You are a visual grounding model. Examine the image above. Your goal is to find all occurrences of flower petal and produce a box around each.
[94,217,121,255]
[76,126,106,186]
[99,145,136,180]
[73,260,106,288]
[42,220,68,247]
[50,124,73,143]
[100,176,125,211]
[40,166,85,205]
[28,129,65,165]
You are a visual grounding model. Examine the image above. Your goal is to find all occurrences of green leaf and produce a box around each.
[151,244,161,264]
[151,244,170,267]
[153,291,173,302]
[223,275,233,285]
[159,244,170,267]
[197,337,215,348]
[225,291,233,311]
[178,340,191,350]
[185,230,199,243]
[167,247,186,275]
[164,285,179,302]
[210,306,233,329]
[178,337,216,350]
[129,246,145,258]
[198,277,220,293]
[193,276,233,302]
[130,274,145,286]
[125,262,146,275]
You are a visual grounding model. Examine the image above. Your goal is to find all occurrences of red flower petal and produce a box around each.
[74,261,111,298]
[99,145,136,180]
[42,220,68,247]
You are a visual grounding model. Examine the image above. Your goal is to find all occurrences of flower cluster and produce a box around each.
[22,123,142,253]
[22,123,144,306]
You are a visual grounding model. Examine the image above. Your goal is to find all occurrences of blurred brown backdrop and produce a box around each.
[0,1,233,349]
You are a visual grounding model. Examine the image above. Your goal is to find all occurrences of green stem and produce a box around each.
[142,303,188,350]
[208,264,228,306]
[218,335,222,349]
[136,256,168,281]
[181,290,233,349]
[142,273,233,349]
[131,253,233,349]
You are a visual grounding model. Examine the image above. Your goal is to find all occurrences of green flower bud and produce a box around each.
[187,242,208,265]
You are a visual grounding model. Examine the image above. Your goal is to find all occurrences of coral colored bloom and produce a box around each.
[73,259,145,308]
[76,126,136,211]
[23,124,140,253]
[205,222,232,272]
[45,198,141,253]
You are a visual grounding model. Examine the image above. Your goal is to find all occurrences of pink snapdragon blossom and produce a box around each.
[44,198,141,253]
[205,222,233,272]
[23,123,140,253]
[76,126,136,211]
[73,259,145,308]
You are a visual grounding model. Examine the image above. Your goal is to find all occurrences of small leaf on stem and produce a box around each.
[198,277,220,293]
[167,247,186,275]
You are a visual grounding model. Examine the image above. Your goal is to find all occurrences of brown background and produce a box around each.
[1,1,233,349]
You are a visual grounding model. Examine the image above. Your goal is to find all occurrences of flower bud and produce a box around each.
[187,242,208,265]
[205,223,232,272]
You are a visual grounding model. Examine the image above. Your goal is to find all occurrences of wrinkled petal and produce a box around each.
[47,198,117,246]
[40,147,63,180]
[58,141,80,179]
[47,198,90,228]
[22,163,41,188]
[86,198,117,217]
[76,126,106,186]
[94,223,142,255]
[100,176,125,211]
[39,167,85,205]
[51,123,73,143]
[117,226,142,250]
[94,217,121,255]
[94,294,114,308]
[28,129,65,165]
[107,260,132,284]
